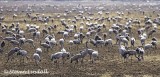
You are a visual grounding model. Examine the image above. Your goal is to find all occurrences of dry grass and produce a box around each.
[0,1,160,77]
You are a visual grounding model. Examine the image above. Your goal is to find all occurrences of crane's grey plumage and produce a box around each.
[59,38,65,48]
[91,50,98,63]
[10,40,19,46]
[0,40,5,48]
[18,38,26,46]
[136,47,145,61]
[119,45,128,62]
[33,31,40,39]
[70,53,82,64]
[5,31,15,36]
[33,53,41,65]
[130,37,135,47]
[51,51,70,64]
[36,48,42,55]
[3,37,16,41]
[25,39,35,48]
[17,49,29,64]
[6,47,20,63]
[28,28,37,33]
[104,39,113,46]
[41,43,51,52]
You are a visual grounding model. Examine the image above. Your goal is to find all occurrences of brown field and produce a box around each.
[0,1,160,77]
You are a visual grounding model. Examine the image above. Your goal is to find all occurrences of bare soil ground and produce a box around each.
[0,1,160,77]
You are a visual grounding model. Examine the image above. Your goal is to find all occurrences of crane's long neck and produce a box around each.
[86,41,88,49]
